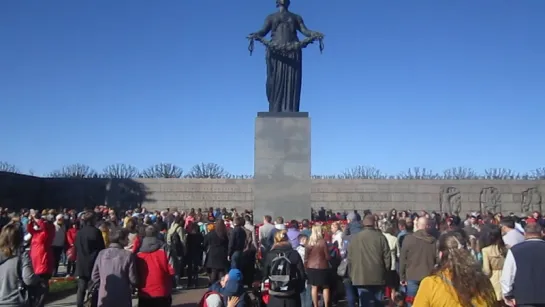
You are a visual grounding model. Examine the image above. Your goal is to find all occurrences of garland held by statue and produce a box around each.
[247,34,325,56]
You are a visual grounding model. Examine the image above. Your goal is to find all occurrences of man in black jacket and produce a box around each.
[75,211,105,307]
[228,217,247,270]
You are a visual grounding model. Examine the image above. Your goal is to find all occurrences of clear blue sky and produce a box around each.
[1,0,544,177]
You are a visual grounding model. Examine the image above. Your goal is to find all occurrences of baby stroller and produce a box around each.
[244,280,268,307]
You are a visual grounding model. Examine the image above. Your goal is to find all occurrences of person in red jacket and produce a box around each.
[65,220,79,276]
[136,225,175,307]
[27,213,55,282]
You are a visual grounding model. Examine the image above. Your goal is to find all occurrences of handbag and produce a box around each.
[336,258,348,277]
[84,280,100,307]
[66,245,77,262]
[15,252,47,307]
[14,255,30,305]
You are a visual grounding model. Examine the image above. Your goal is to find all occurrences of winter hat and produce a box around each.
[205,294,223,307]
[228,269,242,283]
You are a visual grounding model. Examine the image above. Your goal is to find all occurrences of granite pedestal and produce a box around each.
[253,112,311,221]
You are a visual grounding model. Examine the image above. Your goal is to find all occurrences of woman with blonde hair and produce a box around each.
[0,223,41,306]
[262,230,306,307]
[481,225,507,305]
[305,225,332,307]
[413,231,497,307]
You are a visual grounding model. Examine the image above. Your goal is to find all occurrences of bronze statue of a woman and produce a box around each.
[248,0,324,113]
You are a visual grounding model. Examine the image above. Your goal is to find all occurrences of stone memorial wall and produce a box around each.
[1,173,543,214]
[139,179,544,214]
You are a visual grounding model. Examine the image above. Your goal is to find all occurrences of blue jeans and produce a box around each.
[230,251,242,269]
[356,286,384,307]
[60,250,67,266]
[300,281,312,307]
[343,278,357,307]
[405,280,421,307]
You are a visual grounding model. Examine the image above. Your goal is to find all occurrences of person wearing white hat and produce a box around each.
[52,214,66,276]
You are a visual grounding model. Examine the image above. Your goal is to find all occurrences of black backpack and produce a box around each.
[170,227,184,256]
[268,251,295,296]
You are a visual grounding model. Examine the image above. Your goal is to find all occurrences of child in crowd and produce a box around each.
[296,234,308,261]
[390,291,407,307]
[207,269,246,307]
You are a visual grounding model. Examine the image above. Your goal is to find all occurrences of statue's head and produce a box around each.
[276,0,290,9]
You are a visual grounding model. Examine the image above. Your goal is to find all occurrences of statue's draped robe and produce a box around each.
[266,12,302,112]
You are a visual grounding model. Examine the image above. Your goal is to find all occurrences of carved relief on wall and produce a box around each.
[440,187,462,213]
[521,187,542,214]
[480,187,501,213]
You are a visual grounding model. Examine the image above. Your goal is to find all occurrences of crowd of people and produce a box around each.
[0,205,543,307]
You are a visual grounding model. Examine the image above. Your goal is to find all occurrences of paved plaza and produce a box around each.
[45,288,207,307]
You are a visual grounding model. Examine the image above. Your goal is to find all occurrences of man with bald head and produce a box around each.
[399,216,437,306]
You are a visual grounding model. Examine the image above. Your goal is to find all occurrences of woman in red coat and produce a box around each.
[65,220,79,276]
[27,215,56,279]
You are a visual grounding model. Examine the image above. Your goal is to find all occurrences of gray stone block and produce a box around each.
[253,113,311,221]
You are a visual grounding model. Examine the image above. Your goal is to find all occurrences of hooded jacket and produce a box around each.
[136,237,175,298]
[27,219,55,275]
[208,269,246,307]
[91,243,138,307]
[0,250,41,307]
[262,242,306,295]
[399,229,437,281]
[347,226,391,286]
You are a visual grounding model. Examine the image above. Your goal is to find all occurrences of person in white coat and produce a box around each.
[52,214,66,276]
[381,221,399,301]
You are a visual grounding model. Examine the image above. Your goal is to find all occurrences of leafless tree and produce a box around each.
[312,174,337,179]
[186,163,229,179]
[48,163,97,178]
[483,168,519,180]
[102,164,140,178]
[442,167,479,180]
[227,174,253,179]
[141,163,183,178]
[397,167,441,180]
[338,166,385,179]
[530,167,545,180]
[0,162,19,173]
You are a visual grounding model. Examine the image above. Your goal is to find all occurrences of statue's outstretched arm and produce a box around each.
[296,15,322,38]
[249,16,272,38]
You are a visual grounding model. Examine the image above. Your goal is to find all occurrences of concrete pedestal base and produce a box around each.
[253,112,311,221]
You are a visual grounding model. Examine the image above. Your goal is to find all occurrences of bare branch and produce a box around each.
[141,163,183,178]
[483,168,519,180]
[185,163,229,179]
[102,164,140,178]
[0,162,19,174]
[338,166,385,179]
[48,163,97,178]
[226,174,253,179]
[441,167,479,180]
[530,167,545,180]
[312,175,336,179]
[397,167,440,180]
